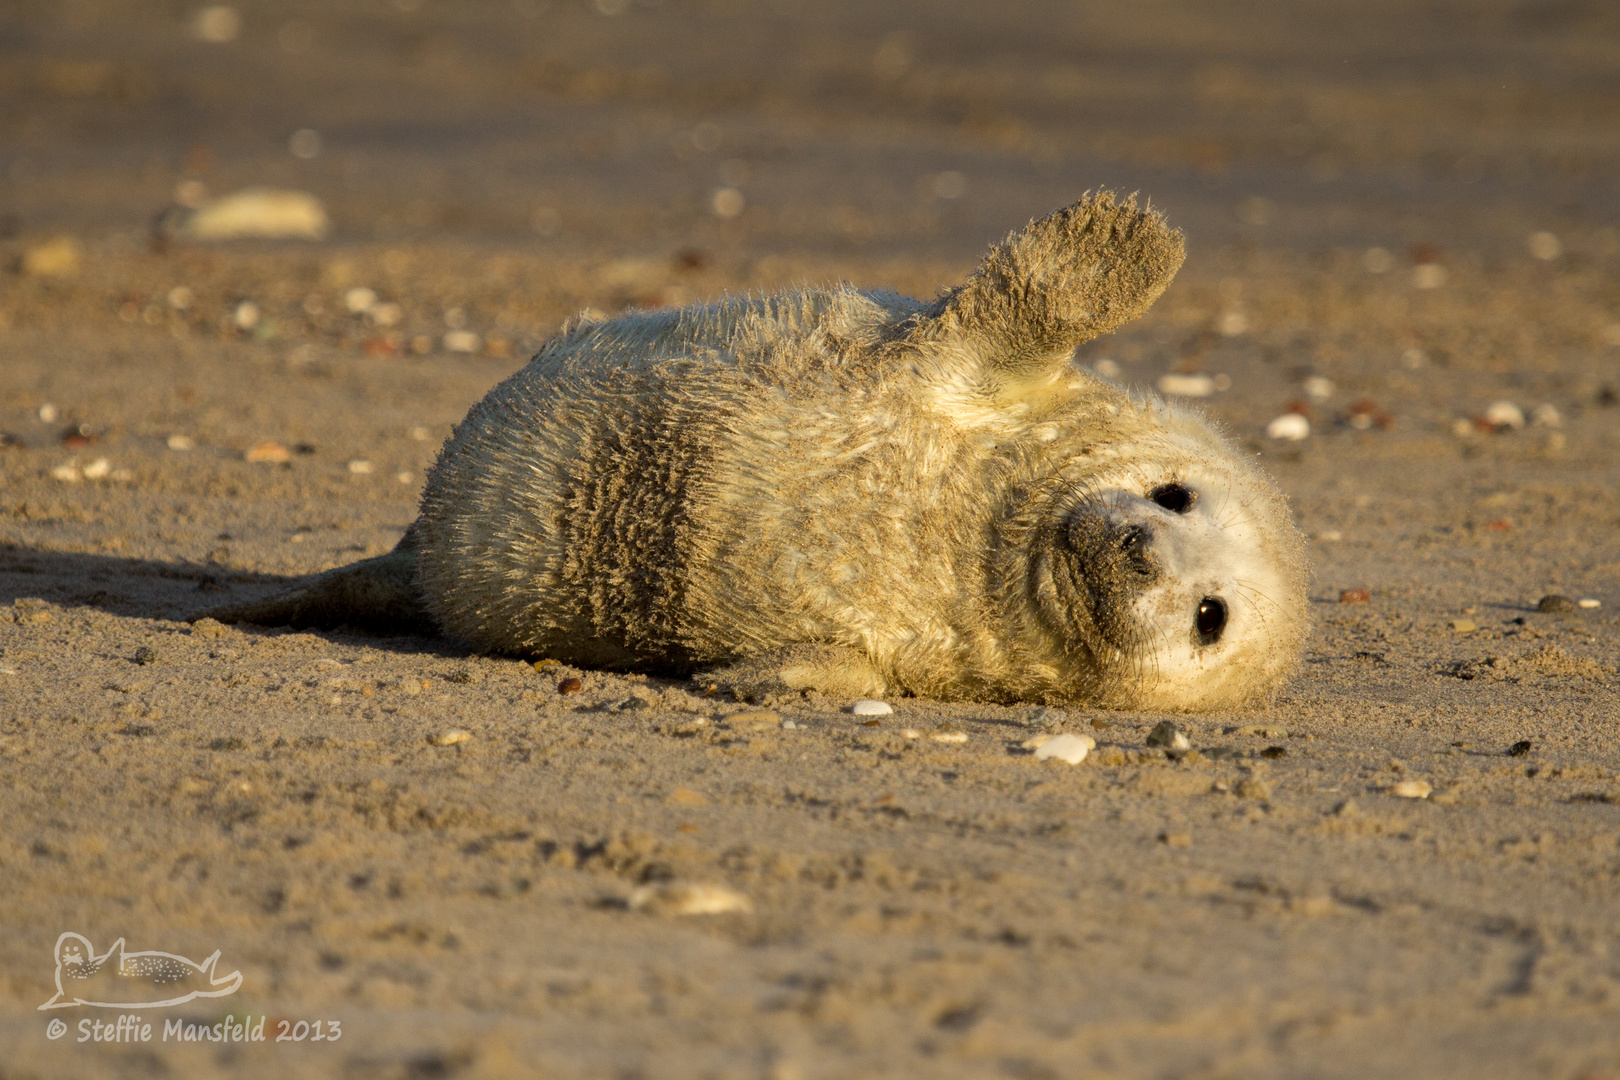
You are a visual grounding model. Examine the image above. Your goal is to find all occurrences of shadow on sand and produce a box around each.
[0,544,457,656]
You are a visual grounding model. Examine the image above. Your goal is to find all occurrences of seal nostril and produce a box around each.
[1118,525,1156,576]
[1150,483,1196,514]
[1195,597,1227,646]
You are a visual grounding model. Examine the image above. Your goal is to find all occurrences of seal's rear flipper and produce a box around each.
[193,532,437,636]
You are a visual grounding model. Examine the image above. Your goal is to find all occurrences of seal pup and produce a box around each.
[202,191,1308,710]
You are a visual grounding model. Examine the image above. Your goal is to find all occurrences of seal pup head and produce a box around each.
[903,191,1307,709]
[1021,399,1308,711]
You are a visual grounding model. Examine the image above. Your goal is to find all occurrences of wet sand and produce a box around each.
[2,3,1618,1077]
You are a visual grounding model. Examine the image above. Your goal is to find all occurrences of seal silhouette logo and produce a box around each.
[38,932,243,1010]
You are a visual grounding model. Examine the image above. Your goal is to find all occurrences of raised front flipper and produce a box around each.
[193,532,436,636]
[907,190,1184,384]
[701,643,888,705]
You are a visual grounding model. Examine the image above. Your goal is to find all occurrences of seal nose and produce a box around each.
[1119,524,1156,577]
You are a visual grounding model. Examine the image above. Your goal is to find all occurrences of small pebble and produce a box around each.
[167,434,196,451]
[1449,618,1477,633]
[1483,401,1525,431]
[850,699,892,716]
[347,459,374,475]
[1412,263,1446,289]
[430,728,471,747]
[1537,594,1578,613]
[443,330,482,353]
[1578,598,1601,609]
[629,882,751,916]
[899,728,922,739]
[533,658,561,672]
[558,677,583,695]
[723,709,781,731]
[132,646,159,666]
[1235,777,1271,800]
[1033,733,1095,765]
[20,236,81,278]
[1506,740,1533,757]
[1390,779,1432,799]
[1338,588,1370,604]
[1303,376,1336,401]
[245,440,292,464]
[1145,720,1190,750]
[1234,724,1285,738]
[1157,831,1192,848]
[1259,745,1288,759]
[930,725,968,744]
[174,188,329,242]
[1158,372,1216,398]
[344,287,378,314]
[1265,413,1310,440]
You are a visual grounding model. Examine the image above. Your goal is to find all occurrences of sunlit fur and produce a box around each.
[205,192,1309,709]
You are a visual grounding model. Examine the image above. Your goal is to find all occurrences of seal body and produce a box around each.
[207,193,1308,710]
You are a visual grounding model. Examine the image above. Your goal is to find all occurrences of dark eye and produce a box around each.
[1150,483,1196,514]
[1195,597,1227,645]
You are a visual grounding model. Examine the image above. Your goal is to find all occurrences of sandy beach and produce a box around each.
[1,2,1618,1076]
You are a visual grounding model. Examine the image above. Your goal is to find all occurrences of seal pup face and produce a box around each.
[1031,451,1307,711]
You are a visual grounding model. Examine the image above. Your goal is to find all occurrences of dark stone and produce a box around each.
[1145,719,1184,747]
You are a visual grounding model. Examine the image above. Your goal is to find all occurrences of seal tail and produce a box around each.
[193,529,437,636]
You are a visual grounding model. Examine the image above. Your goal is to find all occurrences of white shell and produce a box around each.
[1033,733,1096,764]
[1390,779,1432,799]
[1157,372,1215,397]
[1265,413,1311,441]
[850,699,893,716]
[1484,401,1525,430]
